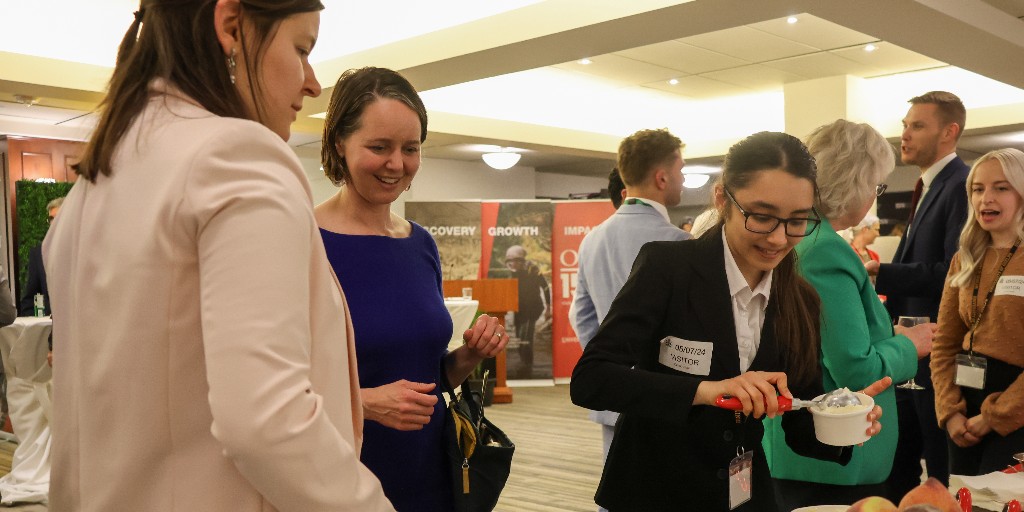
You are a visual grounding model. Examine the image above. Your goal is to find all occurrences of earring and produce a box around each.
[228,48,237,85]
[406,183,412,192]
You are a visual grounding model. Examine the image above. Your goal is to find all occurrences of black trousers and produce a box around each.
[947,355,1024,475]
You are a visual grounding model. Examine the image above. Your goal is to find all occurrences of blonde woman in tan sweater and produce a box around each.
[932,147,1024,475]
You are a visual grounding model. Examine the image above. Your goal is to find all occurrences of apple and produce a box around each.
[847,496,898,512]
[897,478,959,512]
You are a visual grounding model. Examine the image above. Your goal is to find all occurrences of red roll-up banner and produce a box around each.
[550,200,616,380]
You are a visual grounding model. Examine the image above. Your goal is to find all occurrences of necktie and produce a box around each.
[907,178,924,226]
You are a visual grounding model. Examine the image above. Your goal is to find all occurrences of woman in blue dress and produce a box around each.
[316,67,508,511]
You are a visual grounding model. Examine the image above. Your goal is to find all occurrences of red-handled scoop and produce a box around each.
[715,388,862,412]
[714,395,817,412]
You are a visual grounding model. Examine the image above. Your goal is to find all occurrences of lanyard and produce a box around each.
[969,238,1021,354]
[624,198,652,207]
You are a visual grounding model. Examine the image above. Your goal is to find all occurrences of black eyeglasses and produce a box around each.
[724,188,821,237]
[876,183,888,197]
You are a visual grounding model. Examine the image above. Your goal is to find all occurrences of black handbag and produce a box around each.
[442,371,515,512]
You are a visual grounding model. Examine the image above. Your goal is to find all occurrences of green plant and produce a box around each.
[16,180,73,293]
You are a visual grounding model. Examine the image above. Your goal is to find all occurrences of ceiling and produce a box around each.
[2,0,1024,178]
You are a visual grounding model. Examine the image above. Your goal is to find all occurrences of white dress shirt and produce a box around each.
[917,152,957,210]
[722,230,773,372]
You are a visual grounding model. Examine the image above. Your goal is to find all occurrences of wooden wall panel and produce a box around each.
[6,137,82,185]
[3,137,83,301]
[20,153,53,181]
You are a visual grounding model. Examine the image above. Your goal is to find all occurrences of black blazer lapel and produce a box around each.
[686,226,742,377]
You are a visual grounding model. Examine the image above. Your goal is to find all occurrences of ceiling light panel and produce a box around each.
[616,41,748,75]
[641,75,748,99]
[553,54,679,87]
[748,14,876,51]
[702,64,808,90]
[830,43,945,75]
[680,26,818,62]
[764,52,881,79]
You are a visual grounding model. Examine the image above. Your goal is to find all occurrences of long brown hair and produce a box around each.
[74,0,324,182]
[719,132,822,387]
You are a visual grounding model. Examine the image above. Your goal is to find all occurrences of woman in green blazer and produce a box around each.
[763,120,935,509]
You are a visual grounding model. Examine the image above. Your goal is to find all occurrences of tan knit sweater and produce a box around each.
[932,249,1024,436]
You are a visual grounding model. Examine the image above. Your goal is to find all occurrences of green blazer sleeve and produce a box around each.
[798,227,918,390]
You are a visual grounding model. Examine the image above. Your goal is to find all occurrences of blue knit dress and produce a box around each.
[320,222,454,511]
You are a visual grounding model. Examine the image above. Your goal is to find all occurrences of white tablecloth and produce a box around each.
[444,299,479,352]
[0,316,53,504]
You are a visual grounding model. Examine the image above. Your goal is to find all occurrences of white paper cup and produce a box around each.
[808,392,874,446]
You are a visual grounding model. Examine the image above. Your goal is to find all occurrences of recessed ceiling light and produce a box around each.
[668,78,679,85]
[578,58,592,65]
[1008,132,1024,143]
[786,16,798,24]
[864,44,878,52]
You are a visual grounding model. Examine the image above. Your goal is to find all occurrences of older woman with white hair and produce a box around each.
[850,214,881,264]
[763,119,936,509]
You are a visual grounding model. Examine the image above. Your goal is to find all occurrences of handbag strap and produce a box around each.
[439,363,482,410]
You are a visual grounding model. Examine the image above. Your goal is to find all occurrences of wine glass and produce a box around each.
[897,316,930,390]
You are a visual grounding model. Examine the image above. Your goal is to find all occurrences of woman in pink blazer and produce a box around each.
[43,1,393,510]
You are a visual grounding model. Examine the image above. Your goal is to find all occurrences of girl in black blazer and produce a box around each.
[571,132,888,511]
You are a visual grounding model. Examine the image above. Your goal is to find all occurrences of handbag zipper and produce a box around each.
[462,458,470,493]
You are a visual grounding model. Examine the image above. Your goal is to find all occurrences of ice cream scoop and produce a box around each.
[714,388,862,412]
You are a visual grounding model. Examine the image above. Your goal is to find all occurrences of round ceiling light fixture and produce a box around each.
[482,148,522,170]
[683,174,710,188]
[682,165,720,189]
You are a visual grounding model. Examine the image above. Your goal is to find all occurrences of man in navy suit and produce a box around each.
[18,197,63,317]
[570,129,690,512]
[867,91,968,500]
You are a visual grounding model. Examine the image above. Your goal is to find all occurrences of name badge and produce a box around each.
[994,276,1024,297]
[955,353,987,390]
[658,336,713,376]
[728,449,753,509]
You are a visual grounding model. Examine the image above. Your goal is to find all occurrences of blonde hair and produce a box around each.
[949,148,1024,287]
[805,119,895,222]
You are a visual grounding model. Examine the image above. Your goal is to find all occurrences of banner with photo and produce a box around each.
[405,201,482,281]
[551,200,616,380]
[480,201,553,381]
